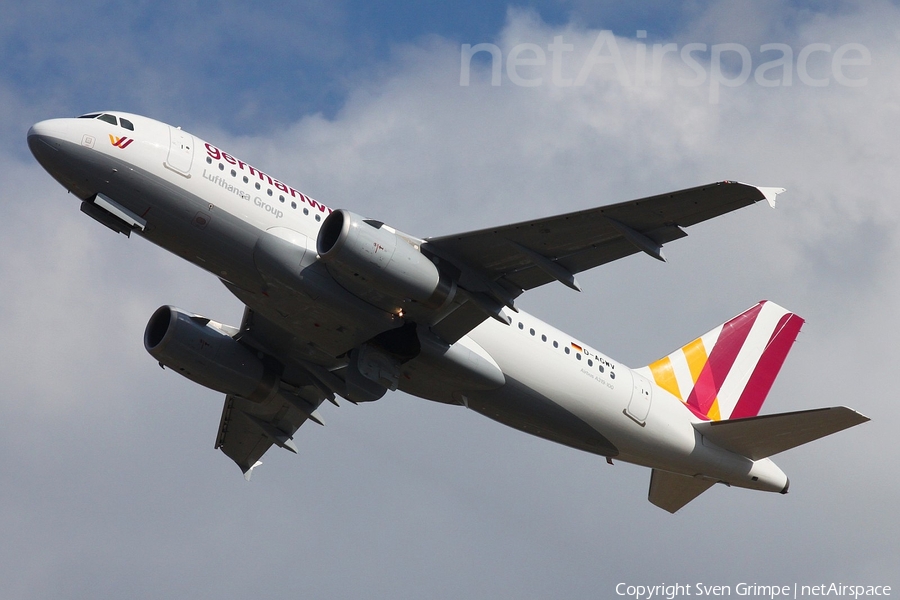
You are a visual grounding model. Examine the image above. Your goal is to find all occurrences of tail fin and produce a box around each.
[641,301,804,421]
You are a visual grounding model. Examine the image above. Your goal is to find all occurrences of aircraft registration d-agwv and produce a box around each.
[28,112,868,513]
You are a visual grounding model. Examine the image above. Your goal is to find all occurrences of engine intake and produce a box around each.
[317,210,455,311]
[144,306,278,402]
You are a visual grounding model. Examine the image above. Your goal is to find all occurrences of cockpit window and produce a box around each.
[75,112,136,130]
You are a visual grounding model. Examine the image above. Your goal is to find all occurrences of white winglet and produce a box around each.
[242,460,263,481]
[755,186,786,208]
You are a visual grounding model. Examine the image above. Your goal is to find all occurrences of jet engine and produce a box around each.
[316,210,456,312]
[144,306,278,402]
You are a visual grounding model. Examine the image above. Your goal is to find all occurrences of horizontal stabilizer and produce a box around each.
[649,469,716,513]
[694,406,869,460]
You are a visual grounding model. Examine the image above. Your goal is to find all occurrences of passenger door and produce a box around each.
[166,126,194,175]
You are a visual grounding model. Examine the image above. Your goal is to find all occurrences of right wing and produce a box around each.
[425,182,784,342]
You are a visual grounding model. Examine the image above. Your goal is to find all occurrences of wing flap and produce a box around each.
[694,406,870,460]
[648,469,716,513]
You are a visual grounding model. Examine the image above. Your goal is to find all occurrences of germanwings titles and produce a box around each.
[27,111,868,512]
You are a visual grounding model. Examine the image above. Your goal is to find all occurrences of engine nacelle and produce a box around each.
[317,210,455,311]
[144,306,278,402]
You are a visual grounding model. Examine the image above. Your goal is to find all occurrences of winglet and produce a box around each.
[754,186,786,208]
[242,460,263,481]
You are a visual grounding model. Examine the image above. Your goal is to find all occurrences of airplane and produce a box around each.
[27,111,869,513]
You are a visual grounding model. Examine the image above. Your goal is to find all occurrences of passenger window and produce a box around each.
[98,114,118,125]
[120,118,134,131]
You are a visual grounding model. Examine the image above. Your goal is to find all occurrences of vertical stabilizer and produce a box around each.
[640,301,803,421]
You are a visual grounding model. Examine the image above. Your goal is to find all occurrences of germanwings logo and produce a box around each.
[109,134,134,149]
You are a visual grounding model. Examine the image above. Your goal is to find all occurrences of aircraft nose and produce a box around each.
[27,118,70,151]
[27,118,73,166]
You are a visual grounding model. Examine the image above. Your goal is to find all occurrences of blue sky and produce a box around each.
[2,2,898,599]
[2,0,859,134]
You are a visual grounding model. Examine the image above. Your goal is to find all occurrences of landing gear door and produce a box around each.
[626,372,653,425]
[166,126,194,175]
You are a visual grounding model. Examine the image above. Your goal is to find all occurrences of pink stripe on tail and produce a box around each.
[686,303,762,417]
[729,312,804,419]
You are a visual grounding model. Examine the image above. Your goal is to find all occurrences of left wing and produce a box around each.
[215,390,325,479]
[424,182,783,342]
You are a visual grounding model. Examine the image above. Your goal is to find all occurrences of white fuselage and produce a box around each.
[27,112,789,495]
